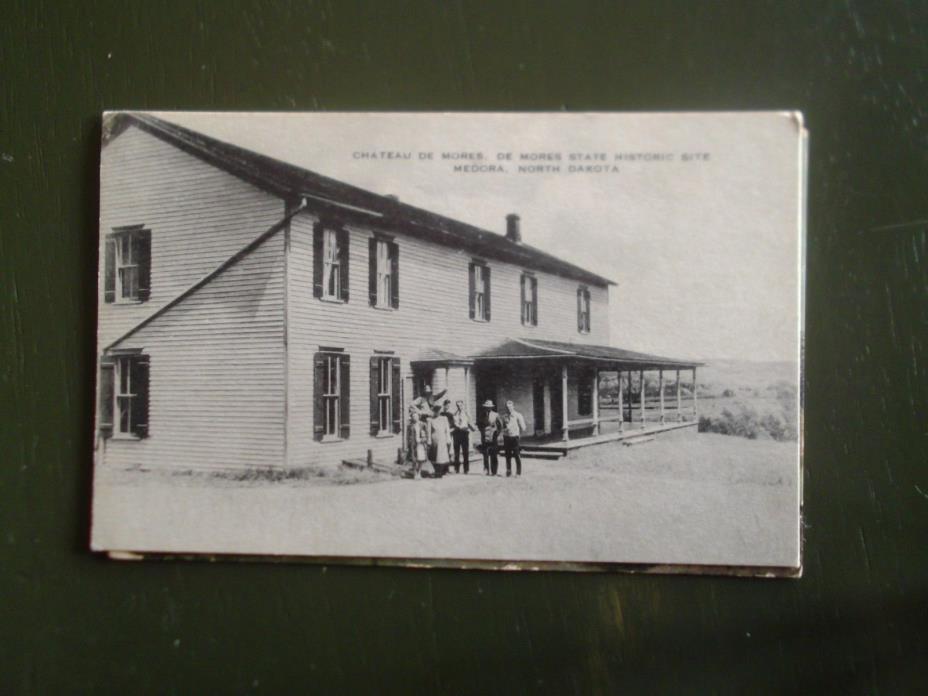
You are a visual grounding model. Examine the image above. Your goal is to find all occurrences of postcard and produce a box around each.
[91,111,805,575]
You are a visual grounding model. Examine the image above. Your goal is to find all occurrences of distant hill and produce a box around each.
[695,359,799,391]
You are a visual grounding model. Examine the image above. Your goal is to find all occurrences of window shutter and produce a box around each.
[577,288,583,332]
[339,354,351,439]
[131,356,150,438]
[520,275,526,324]
[368,238,377,306]
[135,229,152,302]
[312,224,324,298]
[313,352,325,441]
[369,356,379,435]
[468,263,475,319]
[337,227,349,302]
[585,289,591,331]
[104,238,116,303]
[389,241,399,309]
[532,278,538,325]
[391,358,402,433]
[484,265,491,321]
[99,359,114,438]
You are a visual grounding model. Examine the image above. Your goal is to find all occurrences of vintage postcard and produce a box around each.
[91,111,806,575]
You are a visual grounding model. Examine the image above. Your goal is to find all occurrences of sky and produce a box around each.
[151,111,804,363]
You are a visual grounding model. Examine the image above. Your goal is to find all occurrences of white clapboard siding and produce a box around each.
[103,231,286,471]
[285,211,609,469]
[98,125,284,345]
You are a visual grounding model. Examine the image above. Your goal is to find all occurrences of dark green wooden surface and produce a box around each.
[1,1,925,693]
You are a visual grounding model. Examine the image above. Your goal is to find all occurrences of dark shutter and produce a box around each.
[389,241,399,309]
[368,237,377,306]
[484,265,491,321]
[577,288,583,332]
[468,263,475,319]
[135,229,152,302]
[339,354,351,439]
[313,352,325,440]
[531,277,538,325]
[584,289,591,331]
[369,356,380,435]
[312,224,324,299]
[104,238,116,303]
[131,356,150,438]
[337,227,349,302]
[99,359,114,438]
[391,357,402,433]
[520,274,526,324]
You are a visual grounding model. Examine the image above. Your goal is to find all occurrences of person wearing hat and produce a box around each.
[479,399,501,476]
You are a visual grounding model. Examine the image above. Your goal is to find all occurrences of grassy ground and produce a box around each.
[93,431,800,569]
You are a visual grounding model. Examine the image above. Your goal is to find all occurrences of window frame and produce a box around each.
[114,355,137,436]
[376,356,392,435]
[521,272,538,327]
[578,285,592,334]
[375,239,393,309]
[472,263,488,322]
[107,227,150,304]
[321,227,342,301]
[322,352,341,439]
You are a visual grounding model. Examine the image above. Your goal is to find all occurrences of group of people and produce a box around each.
[407,386,527,480]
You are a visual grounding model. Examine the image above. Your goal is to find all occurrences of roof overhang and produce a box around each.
[470,338,703,371]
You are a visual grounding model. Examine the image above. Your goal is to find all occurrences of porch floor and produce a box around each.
[523,419,697,455]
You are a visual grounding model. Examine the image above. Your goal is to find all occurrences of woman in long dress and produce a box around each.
[429,404,453,478]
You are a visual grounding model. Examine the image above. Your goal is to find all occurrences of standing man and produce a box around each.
[451,400,478,474]
[502,400,526,477]
[479,399,501,476]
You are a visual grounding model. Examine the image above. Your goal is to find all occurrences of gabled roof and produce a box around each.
[472,338,702,369]
[103,112,614,288]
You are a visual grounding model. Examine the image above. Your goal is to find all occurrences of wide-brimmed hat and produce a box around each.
[481,399,495,408]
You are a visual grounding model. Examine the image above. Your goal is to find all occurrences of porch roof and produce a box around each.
[410,348,474,366]
[470,338,702,370]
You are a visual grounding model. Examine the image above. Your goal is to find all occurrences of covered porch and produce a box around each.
[471,338,703,445]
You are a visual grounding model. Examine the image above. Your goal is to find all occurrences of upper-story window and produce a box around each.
[577,286,591,334]
[521,273,538,327]
[104,226,151,304]
[469,261,491,322]
[368,237,399,309]
[313,224,349,302]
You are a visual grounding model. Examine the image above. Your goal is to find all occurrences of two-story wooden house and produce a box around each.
[95,113,700,472]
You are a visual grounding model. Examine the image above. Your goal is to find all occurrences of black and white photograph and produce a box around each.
[91,111,805,574]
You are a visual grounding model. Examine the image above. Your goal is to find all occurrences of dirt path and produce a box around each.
[92,433,800,569]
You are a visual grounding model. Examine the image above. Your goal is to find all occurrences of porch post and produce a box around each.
[561,363,569,442]
[617,368,624,432]
[464,365,470,411]
[675,369,682,422]
[592,368,600,435]
[692,367,698,420]
[639,370,646,429]
[658,369,665,424]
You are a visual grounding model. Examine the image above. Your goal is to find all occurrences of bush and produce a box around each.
[699,405,798,441]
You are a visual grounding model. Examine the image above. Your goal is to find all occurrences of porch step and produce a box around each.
[621,435,655,447]
[520,451,563,461]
